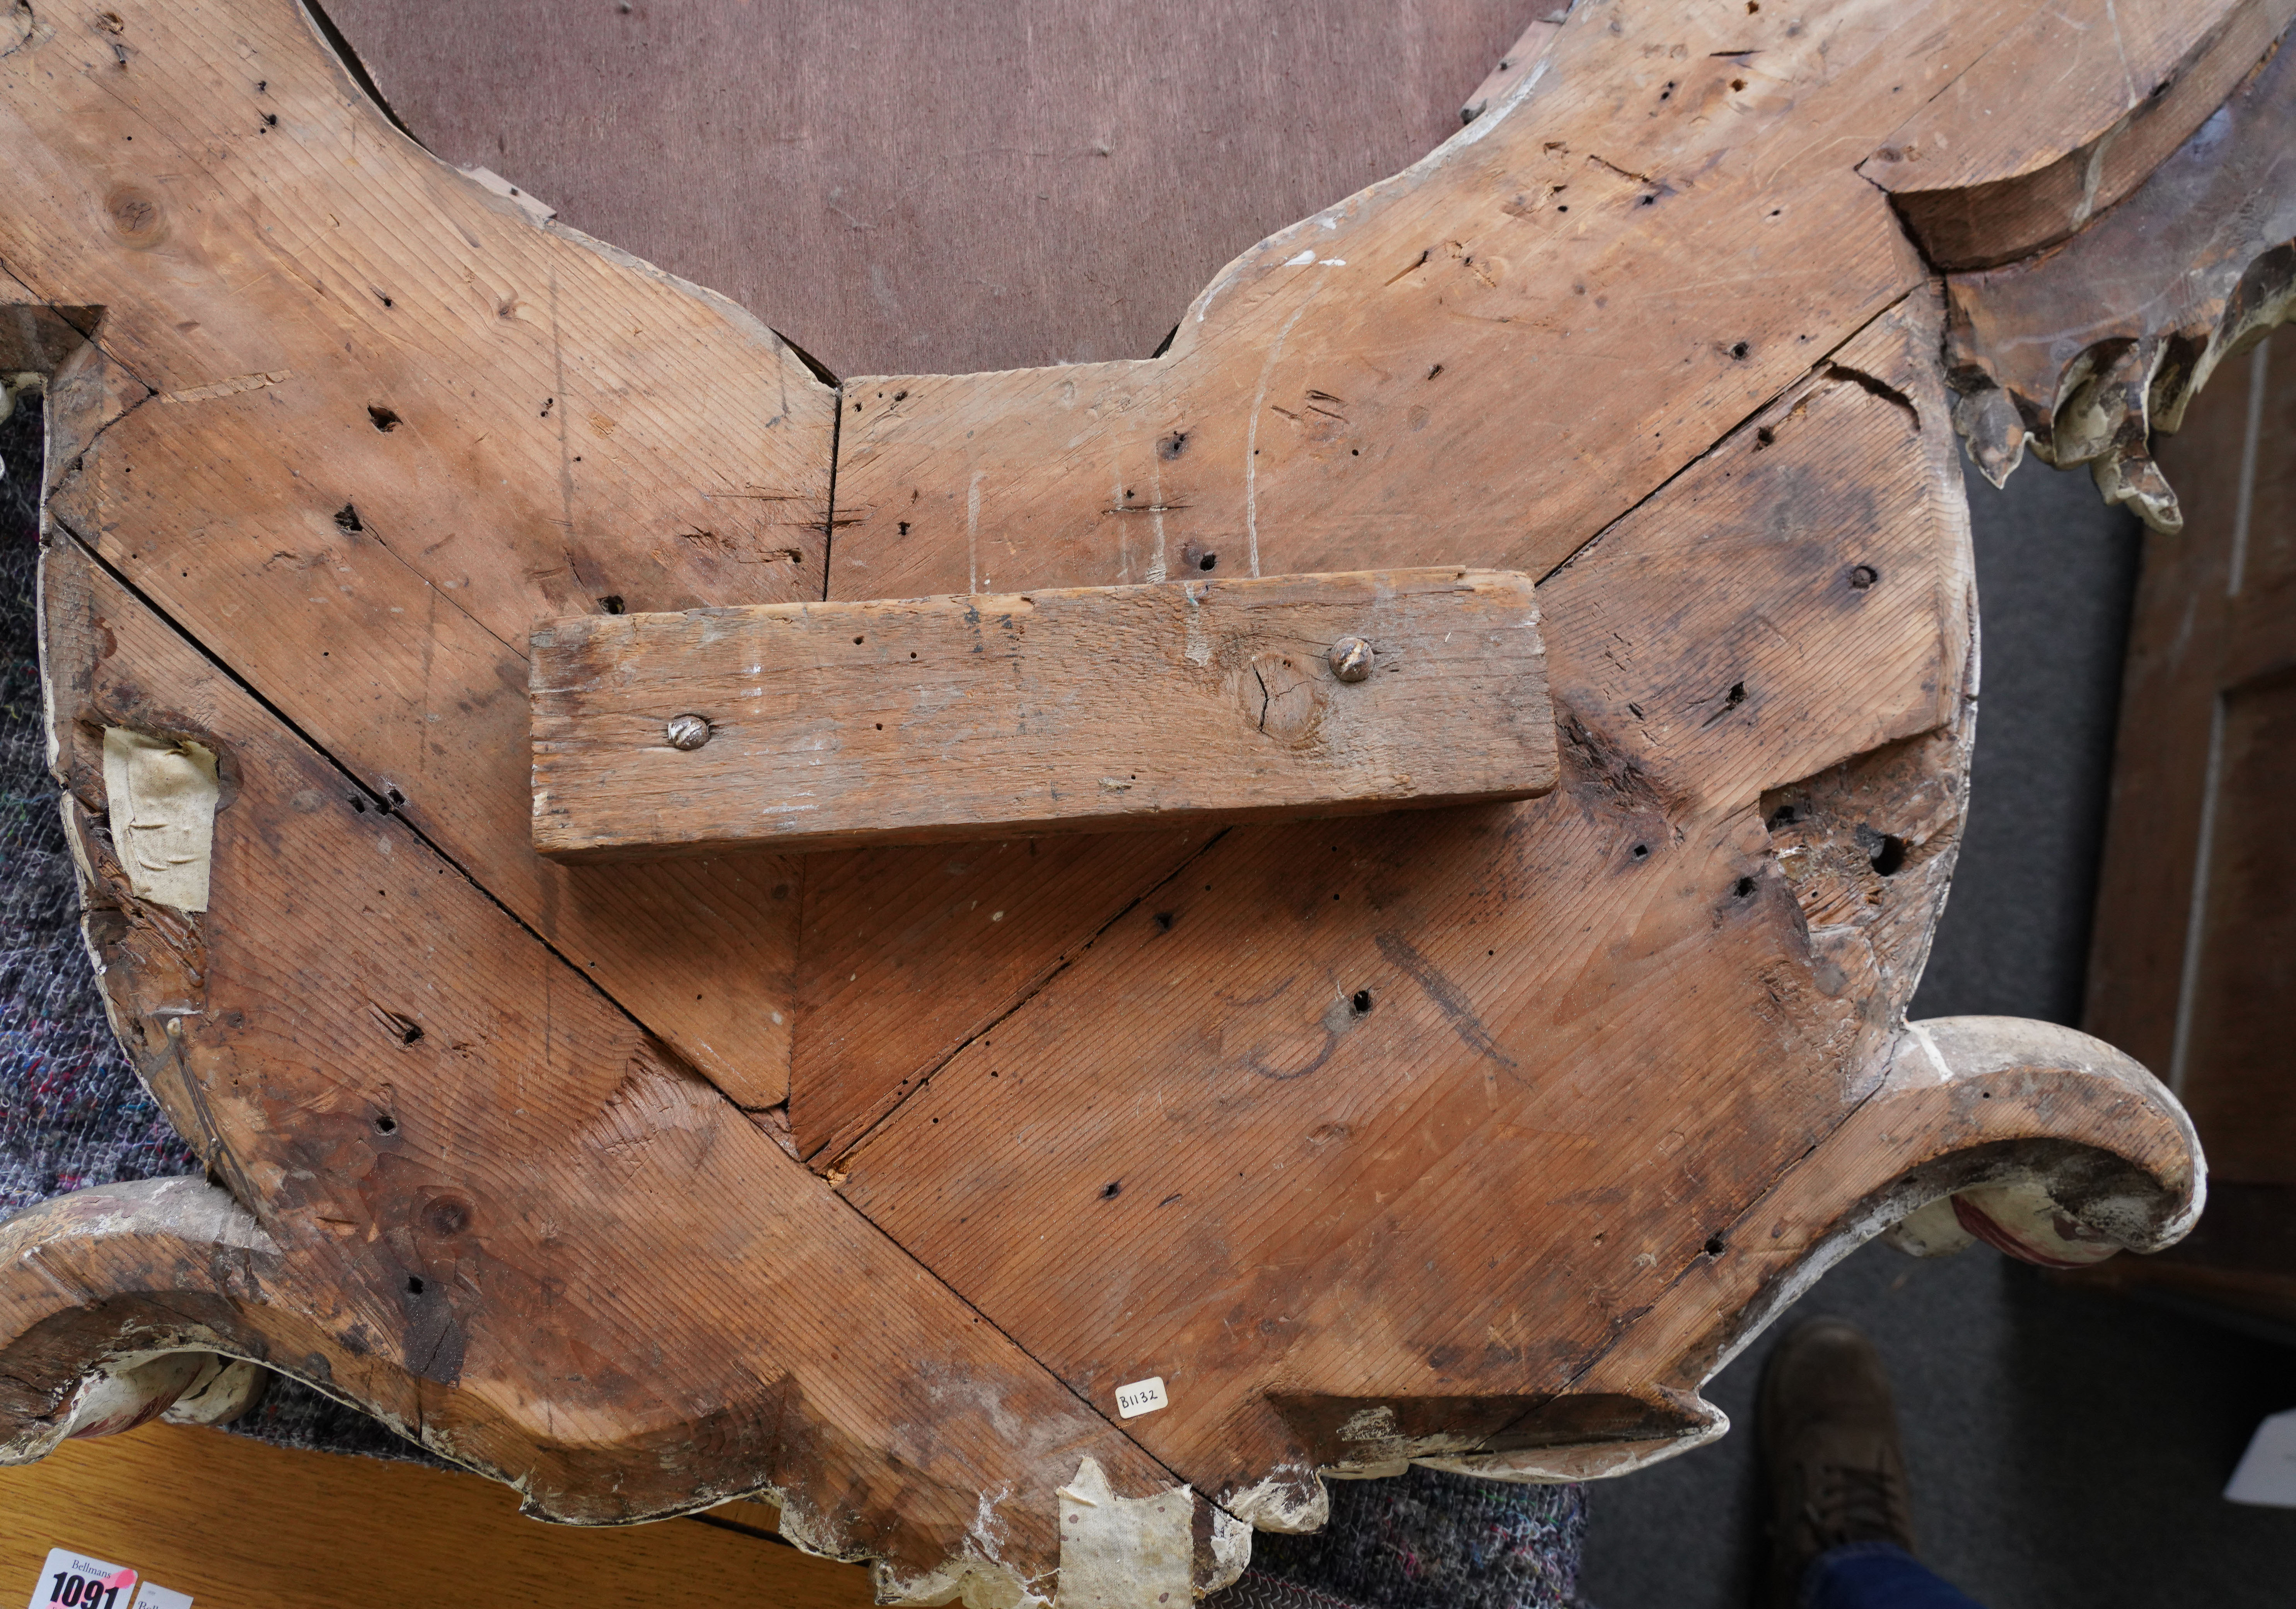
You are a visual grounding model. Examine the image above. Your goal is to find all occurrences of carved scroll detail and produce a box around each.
[1943,33,2296,531]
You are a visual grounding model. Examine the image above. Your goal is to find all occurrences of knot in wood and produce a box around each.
[664,713,712,751]
[1327,636,1375,683]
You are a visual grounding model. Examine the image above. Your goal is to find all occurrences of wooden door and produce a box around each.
[2083,323,2296,1329]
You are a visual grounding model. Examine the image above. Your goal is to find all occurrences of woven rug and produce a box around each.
[0,393,1591,1602]
[1208,1468,1590,1609]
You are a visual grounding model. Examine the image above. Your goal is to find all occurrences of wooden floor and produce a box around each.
[0,1424,874,1609]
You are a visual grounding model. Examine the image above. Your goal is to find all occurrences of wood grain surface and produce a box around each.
[0,0,2255,1596]
[828,293,1999,1510]
[23,545,1207,1593]
[1860,0,2296,270]
[0,1421,873,1609]
[4,0,831,1106]
[531,569,1555,859]
[823,0,1968,610]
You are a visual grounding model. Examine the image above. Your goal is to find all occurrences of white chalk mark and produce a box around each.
[1245,294,1321,577]
[966,470,986,594]
[1183,585,1211,666]
[1149,462,1169,583]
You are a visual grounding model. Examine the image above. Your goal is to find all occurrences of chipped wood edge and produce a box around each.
[1277,1016,2203,1491]
[0,1179,283,1464]
[1864,0,2296,270]
[1943,26,2296,528]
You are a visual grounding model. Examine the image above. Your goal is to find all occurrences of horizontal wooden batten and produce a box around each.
[529,567,1557,860]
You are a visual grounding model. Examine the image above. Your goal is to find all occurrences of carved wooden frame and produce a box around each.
[2,0,2285,1601]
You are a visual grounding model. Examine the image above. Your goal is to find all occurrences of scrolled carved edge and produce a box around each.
[1942,28,2296,532]
[0,1177,283,1463]
[1407,1015,2204,1487]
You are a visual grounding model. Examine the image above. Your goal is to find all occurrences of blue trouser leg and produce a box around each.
[1801,1541,1989,1609]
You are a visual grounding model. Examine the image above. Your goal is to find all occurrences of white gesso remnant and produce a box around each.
[103,728,221,912]
[1057,1457,1193,1609]
[2227,1409,2296,1507]
[1114,1375,1168,1418]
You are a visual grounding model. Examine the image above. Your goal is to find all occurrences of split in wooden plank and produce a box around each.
[15,543,1221,1602]
[789,828,1217,1166]
[829,296,1985,1508]
[531,569,1556,861]
[1,0,831,1105]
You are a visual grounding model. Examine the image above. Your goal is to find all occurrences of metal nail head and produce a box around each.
[666,714,712,751]
[1328,636,1375,683]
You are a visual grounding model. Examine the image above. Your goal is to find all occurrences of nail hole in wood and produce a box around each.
[598,594,626,614]
[1705,1235,1727,1256]
[1351,989,1373,1015]
[1632,842,1651,859]
[333,503,362,532]
[373,1114,396,1134]
[1100,1181,1122,1199]
[366,405,400,432]
[1849,564,1879,589]
[1733,876,1756,898]
[1868,834,1907,876]
[406,1275,425,1295]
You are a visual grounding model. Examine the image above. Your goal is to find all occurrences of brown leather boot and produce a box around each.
[1758,1317,1918,1608]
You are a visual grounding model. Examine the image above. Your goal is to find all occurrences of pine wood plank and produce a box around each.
[15,543,1204,1595]
[790,829,1217,1164]
[830,297,1983,1507]
[0,1422,874,1609]
[823,0,1985,610]
[530,569,1556,861]
[4,0,830,1106]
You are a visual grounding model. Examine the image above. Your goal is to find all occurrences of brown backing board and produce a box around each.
[322,0,1538,379]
